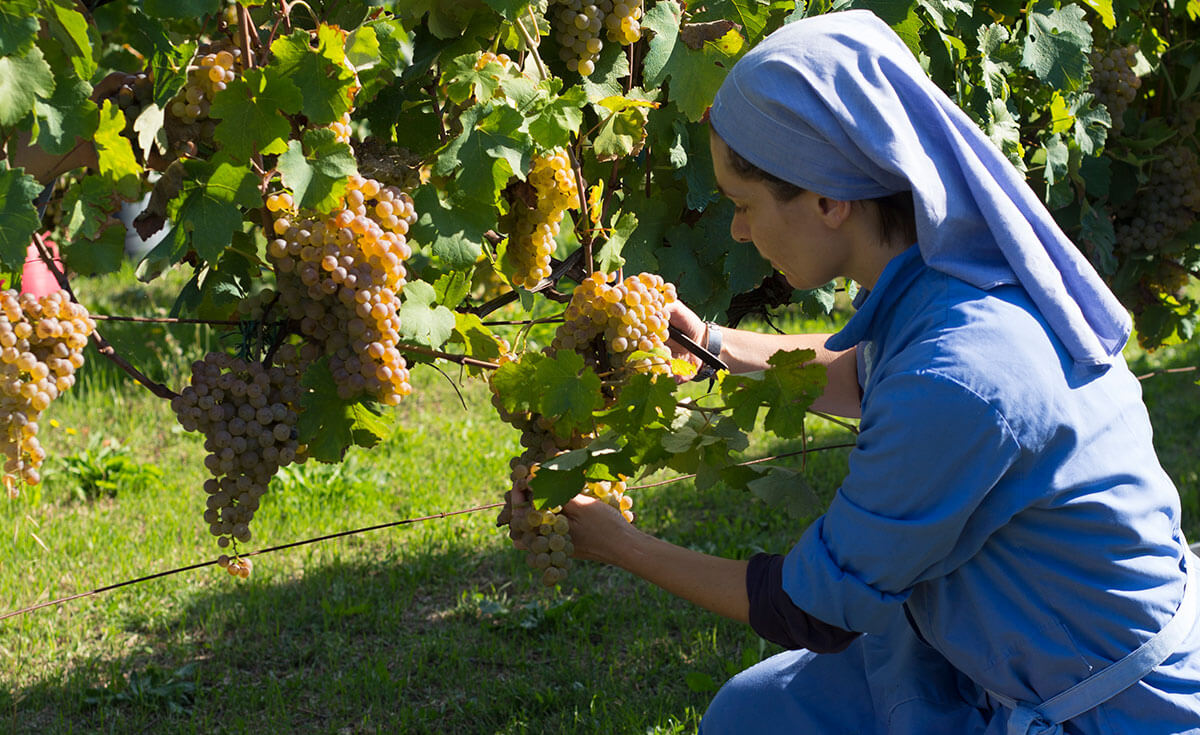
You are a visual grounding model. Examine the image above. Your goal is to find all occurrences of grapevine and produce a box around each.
[2,0,1198,590]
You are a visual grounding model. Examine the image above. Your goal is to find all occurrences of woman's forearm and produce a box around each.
[602,524,750,623]
[717,327,861,418]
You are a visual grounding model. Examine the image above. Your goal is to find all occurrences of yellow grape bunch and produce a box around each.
[506,150,580,290]
[0,290,95,495]
[551,0,645,76]
[168,46,241,125]
[552,271,679,378]
[265,174,418,405]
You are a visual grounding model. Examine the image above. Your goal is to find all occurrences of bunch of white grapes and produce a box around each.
[0,290,94,495]
[505,150,580,290]
[265,173,417,405]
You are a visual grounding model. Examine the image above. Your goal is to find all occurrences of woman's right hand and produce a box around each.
[664,299,708,380]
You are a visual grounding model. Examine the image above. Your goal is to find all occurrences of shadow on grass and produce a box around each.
[2,471,797,735]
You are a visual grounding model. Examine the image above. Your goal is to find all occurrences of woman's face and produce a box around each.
[709,135,851,290]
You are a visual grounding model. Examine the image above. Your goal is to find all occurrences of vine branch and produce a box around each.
[30,232,179,400]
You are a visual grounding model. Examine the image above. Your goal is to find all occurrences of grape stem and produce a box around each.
[30,232,180,401]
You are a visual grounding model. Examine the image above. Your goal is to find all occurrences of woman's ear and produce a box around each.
[816,196,854,229]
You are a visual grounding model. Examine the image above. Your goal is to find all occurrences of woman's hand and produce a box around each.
[664,299,709,380]
[560,494,644,564]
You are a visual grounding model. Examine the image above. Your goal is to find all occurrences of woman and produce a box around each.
[555,10,1200,734]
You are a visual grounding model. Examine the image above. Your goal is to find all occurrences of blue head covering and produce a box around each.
[709,10,1130,370]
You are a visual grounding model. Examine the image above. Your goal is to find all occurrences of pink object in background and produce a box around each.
[21,236,64,298]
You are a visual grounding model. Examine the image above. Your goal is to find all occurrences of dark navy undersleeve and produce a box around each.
[746,553,860,653]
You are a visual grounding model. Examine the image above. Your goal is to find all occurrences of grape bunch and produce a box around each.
[504,150,579,290]
[550,0,644,76]
[218,554,253,579]
[1089,44,1141,135]
[168,45,241,126]
[328,112,353,145]
[552,271,678,378]
[586,476,634,522]
[0,290,94,495]
[1114,144,1200,254]
[265,173,417,405]
[170,348,308,553]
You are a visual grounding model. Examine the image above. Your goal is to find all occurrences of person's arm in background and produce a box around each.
[666,300,862,418]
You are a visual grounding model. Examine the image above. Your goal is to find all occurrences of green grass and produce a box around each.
[0,281,1196,734]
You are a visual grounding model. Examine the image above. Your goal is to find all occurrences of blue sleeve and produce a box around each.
[781,370,1022,634]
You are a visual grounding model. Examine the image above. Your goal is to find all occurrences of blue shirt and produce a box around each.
[780,245,1200,732]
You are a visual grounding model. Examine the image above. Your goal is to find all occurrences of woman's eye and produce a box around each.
[733,204,747,214]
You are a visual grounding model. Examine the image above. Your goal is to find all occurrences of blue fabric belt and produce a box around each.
[989,551,1200,735]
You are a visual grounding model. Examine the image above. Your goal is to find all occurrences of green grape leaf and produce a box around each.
[528,461,588,509]
[443,52,502,104]
[143,0,220,18]
[397,280,456,348]
[915,0,972,30]
[654,26,743,121]
[63,175,119,241]
[344,23,380,71]
[0,0,38,56]
[978,23,1019,99]
[448,312,504,374]
[724,233,774,295]
[794,281,837,316]
[434,270,473,308]
[746,465,822,519]
[481,0,528,20]
[211,68,303,160]
[393,0,488,38]
[0,162,42,271]
[1079,200,1116,276]
[276,128,357,213]
[1068,92,1109,157]
[597,372,678,434]
[0,45,55,127]
[593,106,649,162]
[643,0,684,87]
[528,84,586,151]
[269,26,355,125]
[1077,0,1115,29]
[595,210,637,272]
[489,350,545,415]
[535,350,604,438]
[34,74,98,157]
[984,98,1024,170]
[1021,4,1091,92]
[298,359,394,463]
[719,348,824,437]
[43,0,95,81]
[169,158,260,263]
[125,10,194,107]
[64,221,126,277]
[94,100,142,201]
[410,185,489,269]
[581,39,632,104]
[659,215,735,318]
[435,103,531,206]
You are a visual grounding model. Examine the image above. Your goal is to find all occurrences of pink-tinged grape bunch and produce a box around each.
[170,348,308,553]
[169,46,240,125]
[0,290,94,495]
[218,554,253,579]
[265,174,417,404]
[1089,45,1141,135]
[505,151,580,290]
[1114,144,1200,254]
[552,271,678,378]
[550,0,644,76]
